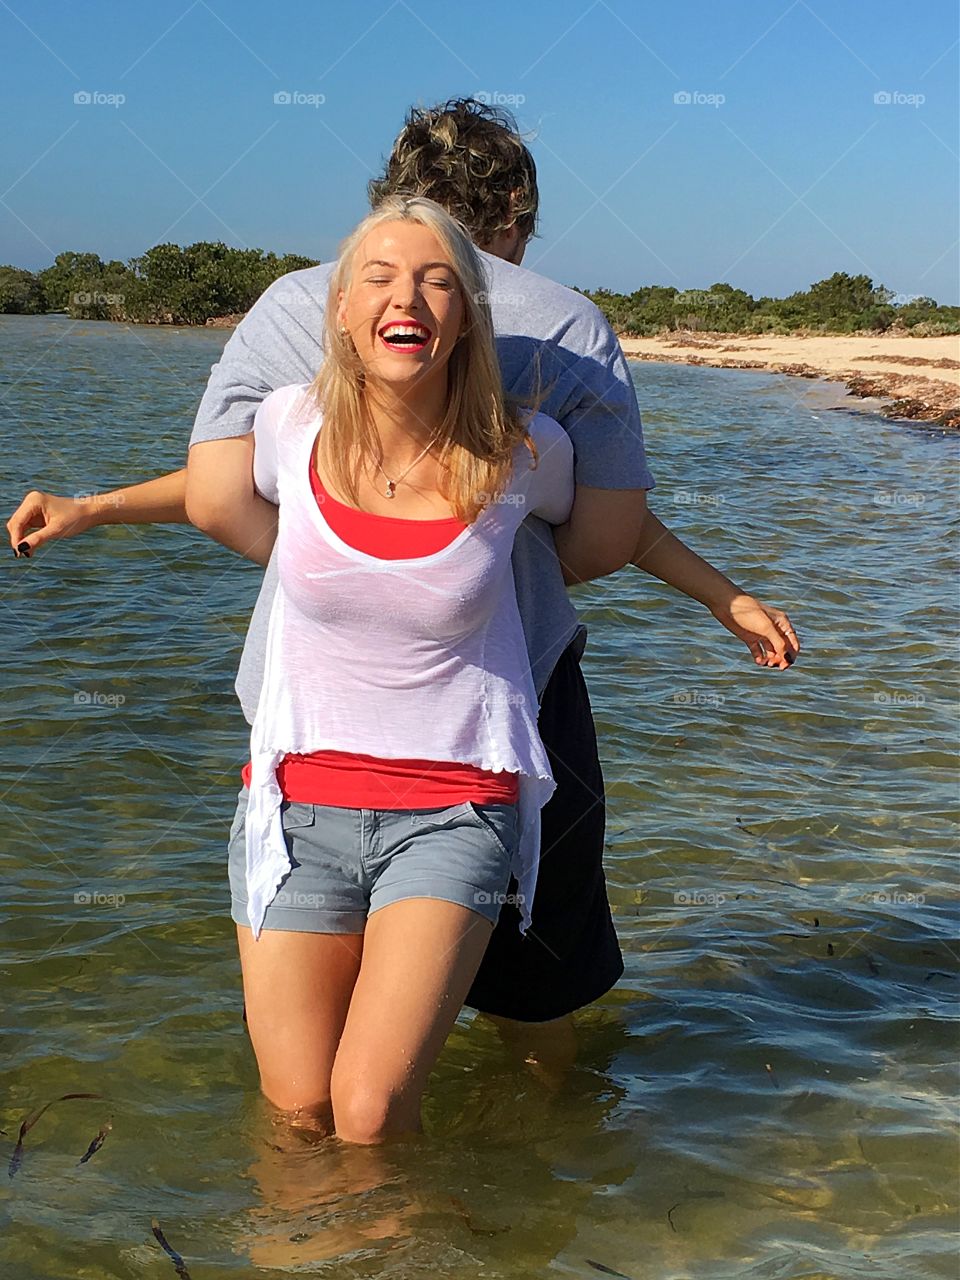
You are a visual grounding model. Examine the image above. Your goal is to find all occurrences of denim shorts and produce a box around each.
[227,787,519,934]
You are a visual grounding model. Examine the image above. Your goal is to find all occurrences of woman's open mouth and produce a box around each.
[378,322,432,354]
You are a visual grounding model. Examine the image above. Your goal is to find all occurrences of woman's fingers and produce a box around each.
[7,492,88,556]
[769,608,800,655]
[743,610,799,670]
[7,492,46,550]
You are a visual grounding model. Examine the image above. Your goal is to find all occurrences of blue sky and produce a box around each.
[1,0,956,302]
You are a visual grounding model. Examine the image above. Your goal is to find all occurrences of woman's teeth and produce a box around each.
[380,324,430,349]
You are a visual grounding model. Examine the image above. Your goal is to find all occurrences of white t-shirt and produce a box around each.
[242,384,575,940]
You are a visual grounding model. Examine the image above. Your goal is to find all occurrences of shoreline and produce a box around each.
[8,313,957,427]
[618,331,960,428]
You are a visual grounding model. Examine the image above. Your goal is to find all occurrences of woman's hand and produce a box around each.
[7,470,190,558]
[709,593,799,669]
[7,490,99,557]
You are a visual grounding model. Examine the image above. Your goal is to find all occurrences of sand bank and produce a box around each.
[619,332,959,427]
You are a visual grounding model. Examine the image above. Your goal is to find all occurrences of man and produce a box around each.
[8,98,798,1044]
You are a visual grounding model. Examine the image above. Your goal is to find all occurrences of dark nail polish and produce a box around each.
[17,542,31,556]
[784,652,795,665]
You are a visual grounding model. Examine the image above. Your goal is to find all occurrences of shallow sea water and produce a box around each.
[0,315,957,1278]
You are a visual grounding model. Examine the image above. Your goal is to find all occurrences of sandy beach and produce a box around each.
[619,332,960,427]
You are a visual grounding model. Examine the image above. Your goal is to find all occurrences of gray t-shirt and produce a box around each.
[189,250,656,721]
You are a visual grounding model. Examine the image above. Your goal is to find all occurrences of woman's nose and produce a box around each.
[389,278,420,311]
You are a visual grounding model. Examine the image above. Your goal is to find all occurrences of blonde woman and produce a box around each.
[220,195,586,1144]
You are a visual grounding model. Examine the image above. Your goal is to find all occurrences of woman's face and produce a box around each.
[337,220,466,394]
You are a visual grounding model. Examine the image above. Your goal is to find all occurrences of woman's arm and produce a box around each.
[630,506,799,669]
[7,442,279,568]
[8,469,190,557]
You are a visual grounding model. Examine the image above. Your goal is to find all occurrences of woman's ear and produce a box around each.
[335,288,346,332]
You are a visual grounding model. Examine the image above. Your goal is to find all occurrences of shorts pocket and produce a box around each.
[227,789,247,846]
[280,800,316,832]
[464,801,518,862]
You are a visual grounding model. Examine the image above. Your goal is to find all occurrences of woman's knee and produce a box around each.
[330,1073,418,1145]
[262,1083,336,1137]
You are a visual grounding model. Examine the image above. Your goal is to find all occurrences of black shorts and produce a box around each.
[464,636,623,1022]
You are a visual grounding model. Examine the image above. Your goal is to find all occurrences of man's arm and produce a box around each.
[541,298,798,668]
[553,486,648,584]
[186,266,328,542]
[185,437,278,566]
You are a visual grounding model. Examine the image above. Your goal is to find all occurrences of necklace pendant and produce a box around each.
[385,480,396,499]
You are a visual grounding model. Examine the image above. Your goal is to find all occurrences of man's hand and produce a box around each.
[709,593,799,670]
[8,491,99,557]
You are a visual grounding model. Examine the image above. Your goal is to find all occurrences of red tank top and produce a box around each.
[239,457,520,807]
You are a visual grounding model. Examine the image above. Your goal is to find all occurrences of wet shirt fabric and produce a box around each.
[238,464,519,810]
[242,384,575,940]
[188,252,656,719]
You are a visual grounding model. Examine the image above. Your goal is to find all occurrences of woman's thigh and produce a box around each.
[330,898,494,1140]
[236,924,365,1118]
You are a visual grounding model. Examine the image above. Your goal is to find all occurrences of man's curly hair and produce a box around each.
[367,98,539,249]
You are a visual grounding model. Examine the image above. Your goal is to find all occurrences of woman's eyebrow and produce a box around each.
[359,259,455,272]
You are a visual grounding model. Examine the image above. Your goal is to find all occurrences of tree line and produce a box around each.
[0,245,956,335]
[578,274,958,336]
[0,244,319,326]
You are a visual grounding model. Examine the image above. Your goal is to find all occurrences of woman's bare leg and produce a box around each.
[330,899,494,1144]
[236,924,365,1132]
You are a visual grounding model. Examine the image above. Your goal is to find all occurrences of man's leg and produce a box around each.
[464,636,623,1029]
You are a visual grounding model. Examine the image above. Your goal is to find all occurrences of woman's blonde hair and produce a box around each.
[310,194,535,522]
